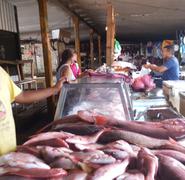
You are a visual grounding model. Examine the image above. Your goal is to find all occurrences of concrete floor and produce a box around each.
[13,101,53,145]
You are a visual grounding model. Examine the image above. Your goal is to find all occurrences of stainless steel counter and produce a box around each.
[132,88,169,121]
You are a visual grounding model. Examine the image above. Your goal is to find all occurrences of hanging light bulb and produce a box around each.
[105,26,108,31]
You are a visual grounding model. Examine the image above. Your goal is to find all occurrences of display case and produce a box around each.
[54,76,133,121]
[163,80,185,112]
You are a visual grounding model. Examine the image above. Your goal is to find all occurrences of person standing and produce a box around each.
[0,66,65,155]
[144,42,179,87]
[70,52,81,79]
[56,49,77,82]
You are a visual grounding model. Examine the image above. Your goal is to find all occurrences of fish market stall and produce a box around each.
[1,74,185,180]
[1,75,185,179]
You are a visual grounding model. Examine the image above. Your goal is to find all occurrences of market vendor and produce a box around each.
[0,66,66,155]
[56,49,77,82]
[143,41,179,87]
[70,52,81,79]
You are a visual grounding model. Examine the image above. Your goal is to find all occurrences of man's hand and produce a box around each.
[53,77,67,93]
[143,63,167,73]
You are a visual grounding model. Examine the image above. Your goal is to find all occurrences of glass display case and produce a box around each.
[54,76,133,121]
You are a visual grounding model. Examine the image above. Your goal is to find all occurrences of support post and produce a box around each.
[14,6,23,79]
[106,3,115,66]
[98,35,102,65]
[72,16,81,67]
[38,0,55,117]
[89,29,94,68]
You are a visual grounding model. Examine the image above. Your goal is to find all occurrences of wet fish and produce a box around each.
[23,138,69,148]
[161,119,185,140]
[78,162,94,173]
[178,138,185,147]
[77,110,124,126]
[75,143,104,151]
[84,153,116,165]
[66,129,106,145]
[162,118,185,127]
[157,154,185,180]
[40,146,73,164]
[90,158,129,180]
[75,140,134,157]
[50,157,77,170]
[160,138,185,154]
[116,170,145,180]
[103,149,129,160]
[102,140,135,156]
[37,115,84,133]
[55,124,104,135]
[0,152,50,170]
[2,168,67,179]
[77,110,97,123]
[152,149,185,164]
[137,148,158,180]
[78,111,185,140]
[63,170,88,180]
[98,130,168,148]
[116,121,168,139]
[130,145,141,153]
[0,175,32,180]
[122,119,185,140]
[71,150,104,162]
[16,146,40,158]
[25,131,73,145]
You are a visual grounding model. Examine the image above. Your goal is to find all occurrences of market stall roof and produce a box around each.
[9,0,93,41]
[10,0,185,41]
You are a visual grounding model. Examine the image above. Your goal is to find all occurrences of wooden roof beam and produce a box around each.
[50,0,99,35]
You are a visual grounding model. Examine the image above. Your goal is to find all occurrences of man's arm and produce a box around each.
[144,64,167,73]
[15,78,66,104]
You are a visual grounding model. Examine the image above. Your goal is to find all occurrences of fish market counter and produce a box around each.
[1,78,185,179]
[132,88,183,121]
[54,76,183,122]
[1,110,185,179]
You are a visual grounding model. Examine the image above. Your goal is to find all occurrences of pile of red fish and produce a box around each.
[1,111,185,179]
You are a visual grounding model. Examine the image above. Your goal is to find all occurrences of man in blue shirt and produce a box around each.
[144,45,179,87]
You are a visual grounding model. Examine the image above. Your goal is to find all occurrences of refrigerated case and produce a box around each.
[55,76,133,121]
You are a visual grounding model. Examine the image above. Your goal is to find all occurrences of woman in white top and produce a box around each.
[56,49,76,82]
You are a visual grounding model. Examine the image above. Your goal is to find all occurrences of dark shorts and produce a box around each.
[154,78,163,88]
